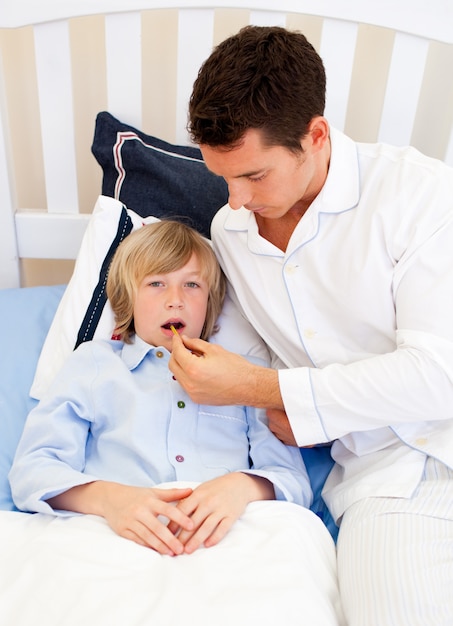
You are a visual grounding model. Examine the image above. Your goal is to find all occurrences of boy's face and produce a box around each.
[133,253,209,351]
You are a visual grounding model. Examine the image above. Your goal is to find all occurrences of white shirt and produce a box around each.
[211,127,453,521]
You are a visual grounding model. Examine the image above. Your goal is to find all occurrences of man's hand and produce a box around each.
[266,408,298,446]
[169,332,282,409]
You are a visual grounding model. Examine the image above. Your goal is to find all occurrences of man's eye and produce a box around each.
[249,173,266,182]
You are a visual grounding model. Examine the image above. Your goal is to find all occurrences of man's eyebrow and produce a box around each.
[205,166,265,178]
[236,169,264,178]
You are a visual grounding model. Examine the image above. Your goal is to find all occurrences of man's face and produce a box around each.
[200,127,326,220]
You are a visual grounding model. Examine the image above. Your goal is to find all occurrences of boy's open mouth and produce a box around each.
[162,321,184,331]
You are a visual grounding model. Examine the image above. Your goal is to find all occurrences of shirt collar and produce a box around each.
[121,335,170,370]
[315,126,360,213]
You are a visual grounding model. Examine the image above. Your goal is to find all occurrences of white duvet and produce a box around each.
[0,490,344,626]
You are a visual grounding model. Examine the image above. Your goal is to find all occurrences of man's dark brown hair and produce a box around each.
[188,25,326,152]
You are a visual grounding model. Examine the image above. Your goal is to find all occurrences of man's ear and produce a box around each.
[307,116,330,151]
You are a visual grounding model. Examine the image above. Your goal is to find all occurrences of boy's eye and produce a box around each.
[186,282,199,288]
[149,281,163,287]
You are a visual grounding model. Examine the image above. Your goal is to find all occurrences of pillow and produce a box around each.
[91,111,228,239]
[30,195,159,399]
[30,195,270,400]
[0,284,65,510]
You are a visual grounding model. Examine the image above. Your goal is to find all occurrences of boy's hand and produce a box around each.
[168,473,274,554]
[101,484,195,555]
[48,482,195,556]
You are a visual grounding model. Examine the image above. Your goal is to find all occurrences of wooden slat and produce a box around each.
[176,8,215,145]
[141,9,178,142]
[249,10,286,27]
[411,42,453,165]
[70,15,107,213]
[105,12,142,129]
[320,18,358,131]
[343,25,394,144]
[446,127,453,168]
[15,212,90,259]
[33,20,79,213]
[0,54,20,287]
[378,32,429,146]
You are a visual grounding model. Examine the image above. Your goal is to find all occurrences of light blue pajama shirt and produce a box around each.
[9,335,311,514]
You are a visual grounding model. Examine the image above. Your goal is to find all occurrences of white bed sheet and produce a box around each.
[0,483,344,625]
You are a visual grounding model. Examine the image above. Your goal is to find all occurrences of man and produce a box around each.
[169,25,453,625]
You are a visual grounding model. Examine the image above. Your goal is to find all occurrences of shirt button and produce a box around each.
[285,264,297,275]
[156,350,164,358]
[177,400,185,409]
[415,437,428,446]
[175,455,184,462]
[304,328,316,339]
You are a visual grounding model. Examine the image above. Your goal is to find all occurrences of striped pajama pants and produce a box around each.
[337,458,453,625]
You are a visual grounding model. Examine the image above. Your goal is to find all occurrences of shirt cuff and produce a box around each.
[278,367,330,446]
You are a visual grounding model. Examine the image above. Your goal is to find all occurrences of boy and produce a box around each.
[9,220,310,557]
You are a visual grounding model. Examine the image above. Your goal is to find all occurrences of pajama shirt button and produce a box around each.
[177,400,185,408]
[176,455,184,462]
[156,350,164,358]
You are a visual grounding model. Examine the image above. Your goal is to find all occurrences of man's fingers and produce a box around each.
[172,334,207,358]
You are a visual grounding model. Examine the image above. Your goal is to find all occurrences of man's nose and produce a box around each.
[228,182,252,210]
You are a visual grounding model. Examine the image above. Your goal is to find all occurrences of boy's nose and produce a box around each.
[166,288,184,309]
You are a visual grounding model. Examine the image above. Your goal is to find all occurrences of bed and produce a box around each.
[0,1,452,624]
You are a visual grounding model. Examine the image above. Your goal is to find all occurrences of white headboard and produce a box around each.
[1,0,452,287]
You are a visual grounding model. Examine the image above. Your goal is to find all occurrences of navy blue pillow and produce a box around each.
[91,112,228,239]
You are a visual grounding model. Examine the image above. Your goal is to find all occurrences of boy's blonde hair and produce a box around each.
[106,220,226,343]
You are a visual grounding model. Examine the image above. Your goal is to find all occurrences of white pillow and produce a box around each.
[31,195,270,400]
[30,196,159,399]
